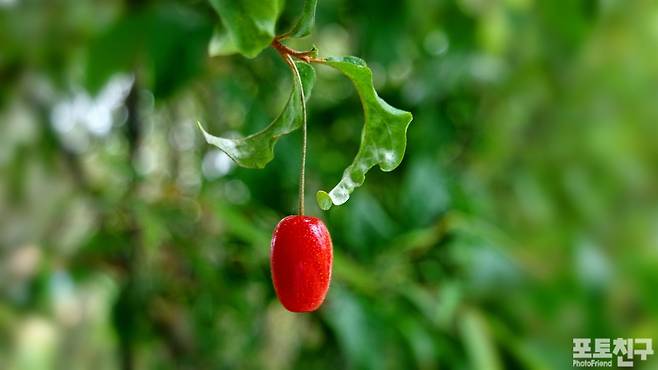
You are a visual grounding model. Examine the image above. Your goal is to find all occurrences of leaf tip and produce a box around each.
[316,191,333,210]
[196,120,210,140]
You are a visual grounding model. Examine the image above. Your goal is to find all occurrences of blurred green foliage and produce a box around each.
[1,0,658,370]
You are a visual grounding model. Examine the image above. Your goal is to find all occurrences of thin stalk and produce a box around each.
[286,55,308,216]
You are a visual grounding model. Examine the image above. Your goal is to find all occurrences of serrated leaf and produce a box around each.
[316,56,413,210]
[288,0,318,38]
[198,62,315,168]
[208,0,283,58]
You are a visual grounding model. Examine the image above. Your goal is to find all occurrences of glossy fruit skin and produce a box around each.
[270,215,333,312]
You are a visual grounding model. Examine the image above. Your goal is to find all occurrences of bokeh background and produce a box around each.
[1,0,658,369]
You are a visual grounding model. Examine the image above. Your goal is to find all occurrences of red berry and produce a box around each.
[270,215,333,312]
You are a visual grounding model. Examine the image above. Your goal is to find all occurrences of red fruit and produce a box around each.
[270,215,333,312]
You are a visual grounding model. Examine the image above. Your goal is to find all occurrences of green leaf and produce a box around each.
[146,7,213,97]
[208,0,283,58]
[86,5,212,98]
[316,56,413,210]
[198,61,315,168]
[208,24,238,57]
[288,0,318,38]
[459,309,502,370]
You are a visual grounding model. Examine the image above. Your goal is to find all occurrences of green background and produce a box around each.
[1,0,657,369]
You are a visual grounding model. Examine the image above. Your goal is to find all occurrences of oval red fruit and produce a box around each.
[270,215,333,312]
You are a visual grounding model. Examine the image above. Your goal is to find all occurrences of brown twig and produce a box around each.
[271,38,324,64]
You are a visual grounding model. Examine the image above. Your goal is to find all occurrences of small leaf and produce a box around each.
[208,0,283,58]
[288,0,318,38]
[198,62,315,168]
[316,56,413,210]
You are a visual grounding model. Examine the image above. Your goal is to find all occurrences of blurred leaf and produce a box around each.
[487,316,552,370]
[398,317,437,369]
[198,61,315,168]
[146,8,212,97]
[208,0,283,58]
[85,16,140,94]
[402,157,449,226]
[316,56,413,210]
[323,286,384,370]
[332,251,378,293]
[287,0,318,38]
[459,309,502,370]
[208,24,238,57]
[211,202,271,250]
[337,191,397,254]
[86,5,212,97]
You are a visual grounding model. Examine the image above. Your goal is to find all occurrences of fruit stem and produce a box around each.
[286,55,307,216]
[274,38,316,216]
